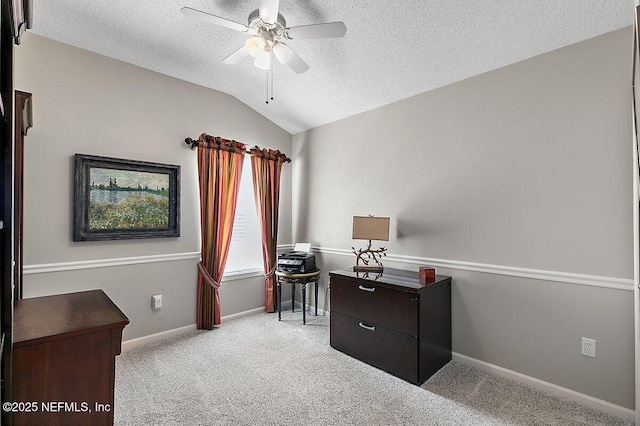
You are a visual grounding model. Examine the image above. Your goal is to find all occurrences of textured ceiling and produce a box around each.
[31,1,634,134]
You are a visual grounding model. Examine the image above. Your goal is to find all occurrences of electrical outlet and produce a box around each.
[152,294,162,310]
[581,337,596,358]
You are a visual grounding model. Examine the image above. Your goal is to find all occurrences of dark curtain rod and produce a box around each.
[184,137,291,163]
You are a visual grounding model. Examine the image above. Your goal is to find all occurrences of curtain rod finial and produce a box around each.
[185,137,197,150]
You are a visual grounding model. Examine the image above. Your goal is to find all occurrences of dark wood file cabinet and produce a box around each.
[330,268,451,385]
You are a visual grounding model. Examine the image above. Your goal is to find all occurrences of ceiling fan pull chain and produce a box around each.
[270,51,274,102]
[266,66,269,104]
[265,50,274,104]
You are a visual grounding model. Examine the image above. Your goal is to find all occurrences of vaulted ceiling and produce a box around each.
[31,1,633,134]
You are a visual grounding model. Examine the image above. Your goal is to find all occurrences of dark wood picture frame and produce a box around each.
[73,154,180,241]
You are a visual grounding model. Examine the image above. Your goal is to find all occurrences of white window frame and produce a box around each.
[224,157,264,278]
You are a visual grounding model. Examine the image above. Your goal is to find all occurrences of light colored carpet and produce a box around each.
[114,311,632,426]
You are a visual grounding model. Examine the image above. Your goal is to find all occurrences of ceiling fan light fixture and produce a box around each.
[244,36,266,57]
[254,50,271,70]
[181,0,346,100]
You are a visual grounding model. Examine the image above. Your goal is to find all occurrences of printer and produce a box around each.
[277,251,316,274]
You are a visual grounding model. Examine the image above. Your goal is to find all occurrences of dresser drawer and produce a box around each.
[330,275,419,335]
[330,311,418,384]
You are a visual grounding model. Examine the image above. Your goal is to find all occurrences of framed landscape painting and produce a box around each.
[73,154,180,241]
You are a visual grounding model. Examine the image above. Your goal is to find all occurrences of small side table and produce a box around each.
[275,269,321,324]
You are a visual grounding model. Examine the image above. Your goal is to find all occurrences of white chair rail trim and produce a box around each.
[22,244,632,291]
[23,244,295,275]
[23,252,201,275]
[311,246,633,291]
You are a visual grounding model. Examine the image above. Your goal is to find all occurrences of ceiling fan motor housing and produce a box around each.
[248,9,287,33]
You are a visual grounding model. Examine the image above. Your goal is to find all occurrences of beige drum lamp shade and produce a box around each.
[352,216,390,241]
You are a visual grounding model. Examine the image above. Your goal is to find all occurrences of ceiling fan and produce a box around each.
[180,0,347,74]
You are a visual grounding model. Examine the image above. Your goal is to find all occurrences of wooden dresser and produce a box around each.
[330,268,451,385]
[12,290,129,426]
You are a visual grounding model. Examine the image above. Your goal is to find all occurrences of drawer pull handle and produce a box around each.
[358,285,375,293]
[358,322,376,332]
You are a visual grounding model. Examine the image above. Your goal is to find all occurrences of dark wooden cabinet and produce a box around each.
[1,8,17,425]
[330,268,451,385]
[0,5,33,424]
[11,290,129,426]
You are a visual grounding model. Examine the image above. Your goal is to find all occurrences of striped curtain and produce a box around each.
[196,133,246,329]
[250,147,289,313]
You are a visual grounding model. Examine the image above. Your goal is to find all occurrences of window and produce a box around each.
[224,157,263,274]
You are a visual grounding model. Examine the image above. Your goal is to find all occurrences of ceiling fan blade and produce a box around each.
[274,43,309,74]
[288,54,309,74]
[259,0,280,24]
[181,7,249,33]
[286,21,347,39]
[222,46,249,64]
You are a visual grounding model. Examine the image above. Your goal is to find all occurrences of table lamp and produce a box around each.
[351,215,390,272]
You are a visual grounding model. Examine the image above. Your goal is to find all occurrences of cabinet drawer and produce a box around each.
[330,275,418,335]
[330,311,418,384]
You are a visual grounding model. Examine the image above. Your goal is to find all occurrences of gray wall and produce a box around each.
[293,28,634,409]
[15,33,293,340]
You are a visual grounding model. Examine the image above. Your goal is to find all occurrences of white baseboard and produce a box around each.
[122,306,269,352]
[220,306,265,322]
[122,323,198,352]
[293,300,329,316]
[121,301,326,352]
[452,352,635,422]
